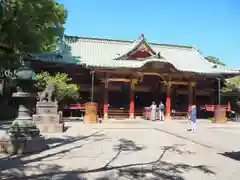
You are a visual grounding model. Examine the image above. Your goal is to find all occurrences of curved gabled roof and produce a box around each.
[114,35,157,60]
[33,35,240,76]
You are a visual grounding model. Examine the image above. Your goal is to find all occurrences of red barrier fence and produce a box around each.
[200,103,231,112]
[69,104,85,110]
[143,107,161,120]
[63,104,85,110]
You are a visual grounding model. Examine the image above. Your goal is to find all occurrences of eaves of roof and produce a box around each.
[31,35,240,77]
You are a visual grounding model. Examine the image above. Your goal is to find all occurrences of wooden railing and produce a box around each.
[200,104,231,112]
[171,111,188,119]
[143,107,188,120]
[63,104,85,118]
[108,108,129,118]
[143,107,161,120]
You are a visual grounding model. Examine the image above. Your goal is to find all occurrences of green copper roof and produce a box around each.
[34,35,240,75]
[30,39,82,64]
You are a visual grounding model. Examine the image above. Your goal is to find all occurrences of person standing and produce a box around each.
[150,101,157,121]
[188,105,197,132]
[159,101,165,121]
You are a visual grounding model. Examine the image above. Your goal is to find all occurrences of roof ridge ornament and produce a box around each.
[157,52,162,59]
[140,33,145,39]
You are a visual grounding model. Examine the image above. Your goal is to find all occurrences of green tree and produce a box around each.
[205,56,226,66]
[205,56,240,93]
[36,72,80,104]
[222,76,240,92]
[0,0,67,73]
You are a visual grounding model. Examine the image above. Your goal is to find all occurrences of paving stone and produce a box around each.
[1,119,240,179]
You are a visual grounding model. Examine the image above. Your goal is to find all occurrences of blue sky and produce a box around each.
[57,0,240,68]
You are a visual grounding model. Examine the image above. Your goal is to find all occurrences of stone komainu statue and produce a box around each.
[38,83,55,102]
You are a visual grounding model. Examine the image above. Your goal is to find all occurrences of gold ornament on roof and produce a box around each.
[139,44,148,52]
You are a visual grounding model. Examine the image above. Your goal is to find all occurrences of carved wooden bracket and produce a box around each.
[189,82,196,87]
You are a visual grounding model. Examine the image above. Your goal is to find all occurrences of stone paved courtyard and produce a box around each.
[1,120,240,179]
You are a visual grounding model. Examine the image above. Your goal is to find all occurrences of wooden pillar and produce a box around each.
[129,81,135,119]
[193,84,197,105]
[188,83,193,109]
[211,91,215,104]
[188,82,196,109]
[103,81,108,120]
[165,82,172,120]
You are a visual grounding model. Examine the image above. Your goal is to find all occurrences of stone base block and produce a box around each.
[33,114,64,133]
[35,122,64,133]
[1,136,48,154]
[0,130,10,153]
[33,114,62,124]
[36,101,58,114]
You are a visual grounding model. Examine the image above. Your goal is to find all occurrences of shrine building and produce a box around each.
[29,34,240,120]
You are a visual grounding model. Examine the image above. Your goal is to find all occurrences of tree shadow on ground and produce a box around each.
[0,135,215,180]
[44,130,106,149]
[0,130,107,179]
[220,151,240,161]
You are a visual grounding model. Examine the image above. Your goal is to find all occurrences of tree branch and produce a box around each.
[0,0,18,30]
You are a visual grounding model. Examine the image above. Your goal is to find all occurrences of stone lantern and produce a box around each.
[6,61,47,154]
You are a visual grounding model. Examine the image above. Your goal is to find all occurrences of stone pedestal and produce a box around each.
[33,101,64,133]
[3,97,48,154]
[0,130,47,154]
[2,63,49,154]
[9,136,47,154]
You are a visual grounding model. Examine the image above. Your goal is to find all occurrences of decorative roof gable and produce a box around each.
[115,34,158,60]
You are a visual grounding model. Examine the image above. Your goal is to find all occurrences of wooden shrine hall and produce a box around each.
[29,34,240,120]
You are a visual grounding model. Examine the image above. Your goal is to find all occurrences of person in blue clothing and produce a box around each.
[188,105,197,132]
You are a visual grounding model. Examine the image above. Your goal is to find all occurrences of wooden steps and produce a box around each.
[100,108,143,119]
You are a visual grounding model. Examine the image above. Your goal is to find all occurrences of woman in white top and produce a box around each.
[150,101,157,121]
